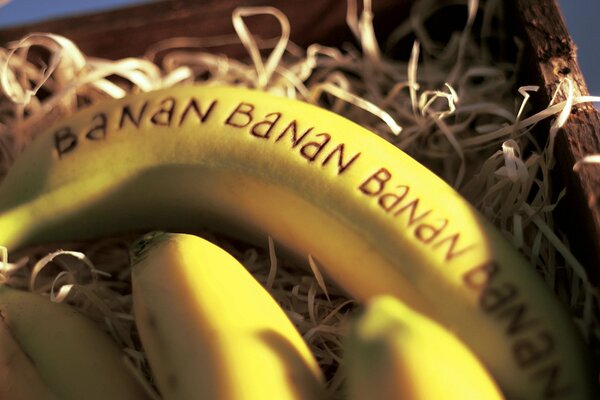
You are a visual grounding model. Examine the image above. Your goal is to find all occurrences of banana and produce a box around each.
[0,313,57,400]
[0,84,593,398]
[344,295,504,400]
[0,285,149,400]
[130,231,326,400]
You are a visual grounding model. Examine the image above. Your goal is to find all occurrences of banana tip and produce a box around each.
[130,231,170,265]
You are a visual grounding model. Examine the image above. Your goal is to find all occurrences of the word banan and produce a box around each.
[224,102,361,174]
[359,167,570,398]
[54,97,362,176]
[464,261,571,398]
[358,166,474,263]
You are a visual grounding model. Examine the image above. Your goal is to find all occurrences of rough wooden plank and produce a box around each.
[0,0,410,60]
[515,0,600,281]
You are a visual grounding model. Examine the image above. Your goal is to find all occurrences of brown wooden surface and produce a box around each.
[0,0,410,60]
[0,0,598,279]
[515,0,600,282]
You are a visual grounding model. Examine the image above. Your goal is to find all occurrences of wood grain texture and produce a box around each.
[0,0,410,60]
[515,0,600,281]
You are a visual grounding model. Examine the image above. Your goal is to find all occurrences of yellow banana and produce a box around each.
[0,313,58,400]
[344,295,504,400]
[130,231,326,400]
[0,84,593,398]
[0,285,149,400]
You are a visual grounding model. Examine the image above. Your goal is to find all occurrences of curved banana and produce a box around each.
[0,285,149,400]
[0,313,57,400]
[344,295,503,400]
[130,231,326,400]
[0,85,593,398]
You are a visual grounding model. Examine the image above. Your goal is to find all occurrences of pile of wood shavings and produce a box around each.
[1,0,600,397]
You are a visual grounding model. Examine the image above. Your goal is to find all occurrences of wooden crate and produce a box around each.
[515,0,600,285]
[1,0,598,390]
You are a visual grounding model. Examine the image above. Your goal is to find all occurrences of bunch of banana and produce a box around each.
[0,285,149,400]
[130,231,325,400]
[0,85,594,398]
[344,295,503,400]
